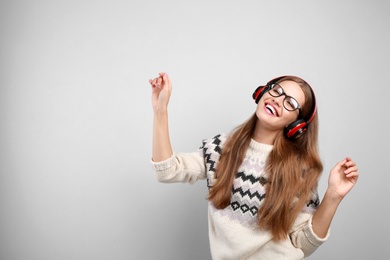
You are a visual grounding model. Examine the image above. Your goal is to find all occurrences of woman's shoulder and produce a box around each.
[199,134,229,187]
[200,133,230,151]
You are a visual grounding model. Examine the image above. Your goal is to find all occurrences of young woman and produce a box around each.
[149,72,359,259]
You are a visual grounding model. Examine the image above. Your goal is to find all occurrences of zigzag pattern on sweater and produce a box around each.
[235,171,267,185]
[232,185,267,202]
[230,170,267,219]
[304,194,320,213]
[200,134,225,188]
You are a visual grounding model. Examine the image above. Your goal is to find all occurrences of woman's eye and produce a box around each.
[287,99,298,109]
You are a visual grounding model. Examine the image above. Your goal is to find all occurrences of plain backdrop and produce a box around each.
[1,0,389,259]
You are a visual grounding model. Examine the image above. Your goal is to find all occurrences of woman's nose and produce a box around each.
[272,95,284,107]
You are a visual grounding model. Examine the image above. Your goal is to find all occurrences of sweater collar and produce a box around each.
[249,138,273,154]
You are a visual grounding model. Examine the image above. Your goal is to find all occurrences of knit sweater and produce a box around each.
[151,133,329,260]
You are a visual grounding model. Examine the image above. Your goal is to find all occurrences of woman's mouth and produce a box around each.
[265,104,278,116]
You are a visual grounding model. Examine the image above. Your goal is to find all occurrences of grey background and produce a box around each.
[1,0,389,259]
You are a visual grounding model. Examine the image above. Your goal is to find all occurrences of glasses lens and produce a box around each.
[269,84,283,97]
[284,97,299,111]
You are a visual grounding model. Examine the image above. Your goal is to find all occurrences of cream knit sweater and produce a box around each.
[151,134,329,260]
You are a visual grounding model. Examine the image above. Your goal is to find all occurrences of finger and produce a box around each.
[345,171,359,179]
[344,158,356,166]
[154,73,171,92]
[345,162,356,170]
[149,79,156,87]
[344,159,357,170]
[151,78,161,88]
[157,77,162,86]
[334,158,347,170]
[344,165,358,174]
[346,171,359,178]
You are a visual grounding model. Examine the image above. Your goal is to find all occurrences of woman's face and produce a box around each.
[255,80,306,132]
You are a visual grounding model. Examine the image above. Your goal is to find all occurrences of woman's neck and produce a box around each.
[252,121,279,145]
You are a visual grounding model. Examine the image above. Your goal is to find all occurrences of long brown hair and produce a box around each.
[208,76,323,241]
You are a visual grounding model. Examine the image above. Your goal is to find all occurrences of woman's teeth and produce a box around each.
[266,104,277,116]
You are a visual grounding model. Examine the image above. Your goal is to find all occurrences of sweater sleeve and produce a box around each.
[289,213,330,257]
[151,152,206,184]
[289,191,330,257]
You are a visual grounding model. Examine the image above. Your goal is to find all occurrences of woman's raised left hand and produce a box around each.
[327,157,359,200]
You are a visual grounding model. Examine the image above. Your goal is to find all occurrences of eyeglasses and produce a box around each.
[268,83,301,112]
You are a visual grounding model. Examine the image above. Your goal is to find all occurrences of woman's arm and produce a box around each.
[149,72,173,162]
[312,157,359,238]
[149,73,207,183]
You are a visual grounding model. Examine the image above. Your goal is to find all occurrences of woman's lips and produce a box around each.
[264,103,279,116]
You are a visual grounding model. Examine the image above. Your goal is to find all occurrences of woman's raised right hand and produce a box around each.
[149,72,172,113]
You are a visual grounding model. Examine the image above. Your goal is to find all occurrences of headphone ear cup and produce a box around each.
[252,86,267,104]
[284,119,308,139]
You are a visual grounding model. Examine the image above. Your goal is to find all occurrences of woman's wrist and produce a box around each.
[324,188,343,205]
[153,105,169,117]
[153,105,168,114]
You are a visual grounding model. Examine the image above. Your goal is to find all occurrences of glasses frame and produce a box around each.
[267,83,302,113]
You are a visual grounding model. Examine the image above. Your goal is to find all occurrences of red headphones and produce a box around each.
[252,76,317,140]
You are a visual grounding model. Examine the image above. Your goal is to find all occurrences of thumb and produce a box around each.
[333,158,347,171]
[163,73,171,88]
